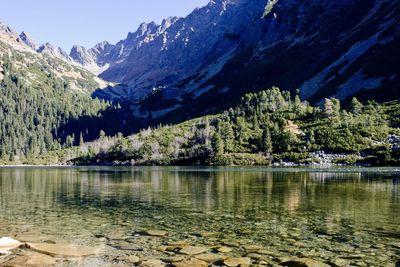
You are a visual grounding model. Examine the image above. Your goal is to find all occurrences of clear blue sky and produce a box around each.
[0,0,209,51]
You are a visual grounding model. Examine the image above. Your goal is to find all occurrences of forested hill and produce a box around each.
[0,39,135,161]
[67,88,400,167]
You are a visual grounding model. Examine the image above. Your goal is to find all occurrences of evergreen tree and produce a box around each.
[350,97,363,115]
[211,132,224,155]
[261,128,273,154]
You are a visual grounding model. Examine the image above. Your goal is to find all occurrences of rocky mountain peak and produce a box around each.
[93,41,110,51]
[38,42,71,61]
[0,21,18,37]
[160,16,179,32]
[136,21,158,36]
[70,45,94,65]
[18,31,38,50]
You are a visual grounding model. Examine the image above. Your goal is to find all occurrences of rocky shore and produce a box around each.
[2,225,398,267]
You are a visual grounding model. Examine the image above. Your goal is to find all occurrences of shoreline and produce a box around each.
[0,163,400,169]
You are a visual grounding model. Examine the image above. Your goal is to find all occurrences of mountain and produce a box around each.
[73,0,399,125]
[0,0,399,162]
[0,22,121,160]
[68,16,179,74]
[0,21,77,64]
[18,31,38,50]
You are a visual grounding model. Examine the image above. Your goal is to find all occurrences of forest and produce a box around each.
[66,87,400,166]
[1,37,399,166]
[1,46,399,167]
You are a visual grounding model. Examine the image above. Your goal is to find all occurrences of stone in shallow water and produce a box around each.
[27,243,98,258]
[217,246,233,253]
[4,251,56,266]
[223,257,252,267]
[168,240,189,247]
[140,259,165,267]
[194,253,228,263]
[329,258,349,267]
[117,255,140,263]
[280,258,330,267]
[173,257,208,267]
[246,253,262,259]
[144,230,168,237]
[15,233,55,243]
[243,245,262,252]
[167,255,186,263]
[0,237,23,252]
[179,246,208,255]
[197,231,219,238]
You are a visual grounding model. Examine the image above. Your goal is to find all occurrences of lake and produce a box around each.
[0,167,399,266]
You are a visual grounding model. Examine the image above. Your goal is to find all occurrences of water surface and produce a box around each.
[0,167,399,266]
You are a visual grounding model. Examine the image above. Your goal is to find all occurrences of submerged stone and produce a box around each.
[173,257,208,267]
[195,252,228,262]
[329,258,349,267]
[179,246,208,255]
[223,257,252,267]
[27,243,98,258]
[4,251,56,266]
[144,230,168,237]
[117,255,140,263]
[281,258,330,267]
[217,246,233,253]
[197,231,219,238]
[140,259,165,267]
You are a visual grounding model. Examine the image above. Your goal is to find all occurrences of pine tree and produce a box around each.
[211,132,224,155]
[350,97,363,115]
[261,128,273,154]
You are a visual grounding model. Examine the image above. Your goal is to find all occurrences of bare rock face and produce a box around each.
[88,0,400,125]
[0,21,19,40]
[69,16,179,73]
[18,31,38,50]
[70,45,96,66]
[37,43,71,62]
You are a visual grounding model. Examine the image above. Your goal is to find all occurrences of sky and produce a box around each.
[0,0,209,51]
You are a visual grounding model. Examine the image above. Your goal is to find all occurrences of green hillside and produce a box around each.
[70,87,400,166]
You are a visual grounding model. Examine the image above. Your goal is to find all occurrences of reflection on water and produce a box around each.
[0,167,399,266]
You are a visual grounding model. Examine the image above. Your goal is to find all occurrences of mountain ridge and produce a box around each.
[86,0,399,123]
[1,0,400,126]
